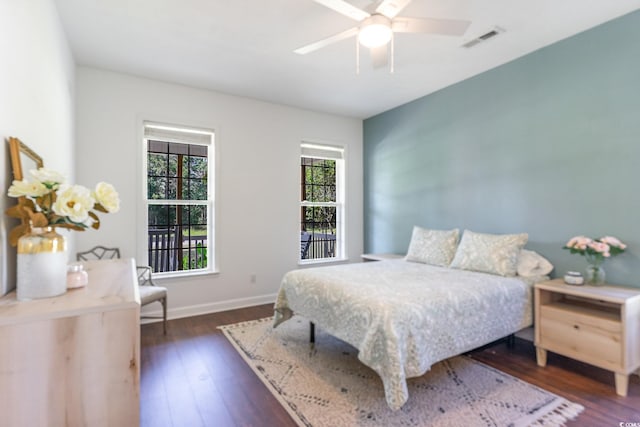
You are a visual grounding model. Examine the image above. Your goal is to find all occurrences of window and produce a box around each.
[143,122,214,275]
[300,143,345,262]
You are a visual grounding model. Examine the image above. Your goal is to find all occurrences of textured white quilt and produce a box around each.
[274,260,539,410]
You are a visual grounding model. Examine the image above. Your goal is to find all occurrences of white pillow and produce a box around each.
[405,226,460,267]
[517,249,554,277]
[450,230,528,277]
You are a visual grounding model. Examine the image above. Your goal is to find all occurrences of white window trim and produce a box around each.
[139,120,217,278]
[299,142,346,265]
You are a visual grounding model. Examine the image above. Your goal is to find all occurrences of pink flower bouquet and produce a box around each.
[564,235,626,263]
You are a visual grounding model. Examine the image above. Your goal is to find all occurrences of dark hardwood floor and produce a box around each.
[141,304,640,426]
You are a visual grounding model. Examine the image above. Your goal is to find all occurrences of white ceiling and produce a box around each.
[53,0,640,119]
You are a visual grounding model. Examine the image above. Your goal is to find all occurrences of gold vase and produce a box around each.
[17,226,68,300]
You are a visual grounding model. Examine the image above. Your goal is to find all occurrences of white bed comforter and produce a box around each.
[274,260,538,410]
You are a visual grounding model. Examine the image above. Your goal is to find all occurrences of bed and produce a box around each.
[273,228,552,410]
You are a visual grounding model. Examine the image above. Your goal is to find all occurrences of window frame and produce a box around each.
[299,142,346,265]
[141,121,216,278]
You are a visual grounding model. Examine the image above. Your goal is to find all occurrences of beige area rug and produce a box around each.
[220,316,584,427]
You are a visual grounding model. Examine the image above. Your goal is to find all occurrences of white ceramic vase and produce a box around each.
[17,226,68,301]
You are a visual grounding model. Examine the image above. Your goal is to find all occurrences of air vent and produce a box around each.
[462,27,504,48]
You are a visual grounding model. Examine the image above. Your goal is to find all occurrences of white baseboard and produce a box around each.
[140,293,278,324]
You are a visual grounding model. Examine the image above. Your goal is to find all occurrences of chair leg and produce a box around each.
[162,297,167,335]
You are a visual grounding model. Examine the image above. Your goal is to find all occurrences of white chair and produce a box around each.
[76,246,168,334]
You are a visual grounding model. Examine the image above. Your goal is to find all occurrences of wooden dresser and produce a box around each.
[534,279,640,396]
[0,258,141,427]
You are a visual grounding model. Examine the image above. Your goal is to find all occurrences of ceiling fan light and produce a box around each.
[359,24,392,48]
[358,14,392,48]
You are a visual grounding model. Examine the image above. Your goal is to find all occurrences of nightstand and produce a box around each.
[534,279,640,396]
[361,253,404,262]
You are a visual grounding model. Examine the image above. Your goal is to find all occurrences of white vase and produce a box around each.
[17,226,68,301]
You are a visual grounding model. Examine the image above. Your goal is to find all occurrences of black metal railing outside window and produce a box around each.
[300,156,339,260]
[147,139,210,273]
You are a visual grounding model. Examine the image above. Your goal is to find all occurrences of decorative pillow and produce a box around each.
[517,249,554,277]
[405,226,460,267]
[450,230,528,277]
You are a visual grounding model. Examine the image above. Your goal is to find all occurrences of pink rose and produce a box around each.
[600,236,627,249]
[588,241,610,255]
[566,236,591,249]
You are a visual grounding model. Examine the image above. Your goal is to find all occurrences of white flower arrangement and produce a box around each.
[5,167,120,246]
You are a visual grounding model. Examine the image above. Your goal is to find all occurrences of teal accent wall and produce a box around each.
[363,11,640,287]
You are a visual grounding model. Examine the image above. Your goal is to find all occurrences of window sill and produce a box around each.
[298,257,349,267]
[152,269,220,281]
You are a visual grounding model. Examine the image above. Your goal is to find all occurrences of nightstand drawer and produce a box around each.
[539,305,622,369]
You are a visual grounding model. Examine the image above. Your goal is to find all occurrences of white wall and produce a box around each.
[76,68,363,318]
[0,0,75,295]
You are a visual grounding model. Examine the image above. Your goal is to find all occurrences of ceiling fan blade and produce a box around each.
[370,45,388,69]
[294,27,359,55]
[312,0,370,21]
[375,0,413,18]
[392,17,471,36]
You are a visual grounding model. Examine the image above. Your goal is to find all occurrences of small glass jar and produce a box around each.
[67,263,89,289]
[563,271,584,286]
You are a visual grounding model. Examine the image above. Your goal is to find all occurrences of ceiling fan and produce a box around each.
[295,0,471,72]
